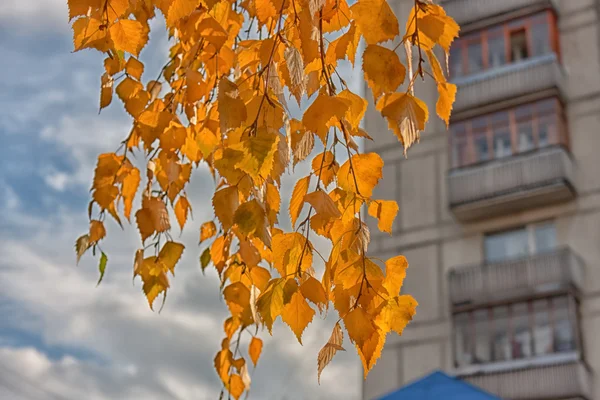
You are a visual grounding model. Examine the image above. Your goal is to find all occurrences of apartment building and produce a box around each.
[363,1,600,399]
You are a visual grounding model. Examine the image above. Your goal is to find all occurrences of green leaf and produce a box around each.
[200,247,211,274]
[97,252,108,286]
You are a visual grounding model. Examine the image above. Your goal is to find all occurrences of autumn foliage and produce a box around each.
[71,0,458,396]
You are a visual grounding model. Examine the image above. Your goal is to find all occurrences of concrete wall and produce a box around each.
[362,0,600,398]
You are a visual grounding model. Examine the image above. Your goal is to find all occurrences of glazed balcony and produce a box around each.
[441,0,558,26]
[449,247,583,308]
[452,54,565,114]
[448,145,575,222]
[459,355,591,400]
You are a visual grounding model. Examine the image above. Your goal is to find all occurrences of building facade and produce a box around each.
[363,1,600,399]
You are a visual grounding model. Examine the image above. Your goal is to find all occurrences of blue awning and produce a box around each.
[378,370,501,400]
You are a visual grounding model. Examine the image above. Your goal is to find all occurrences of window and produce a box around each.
[450,10,557,78]
[510,29,529,62]
[453,296,579,368]
[450,98,565,168]
[484,222,557,263]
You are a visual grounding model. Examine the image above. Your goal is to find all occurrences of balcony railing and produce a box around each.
[441,0,557,26]
[459,355,591,400]
[447,146,576,221]
[449,247,584,307]
[451,54,565,114]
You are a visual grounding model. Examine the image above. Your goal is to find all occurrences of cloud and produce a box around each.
[0,6,365,400]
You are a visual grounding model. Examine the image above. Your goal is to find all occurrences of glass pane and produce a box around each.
[553,297,576,352]
[492,306,511,361]
[518,122,534,152]
[450,44,464,78]
[533,299,553,356]
[531,18,551,56]
[454,313,472,367]
[491,112,512,159]
[474,135,490,162]
[535,223,556,253]
[510,29,529,62]
[538,115,556,147]
[467,40,484,74]
[488,29,506,68]
[512,302,533,360]
[474,309,491,363]
[485,228,529,263]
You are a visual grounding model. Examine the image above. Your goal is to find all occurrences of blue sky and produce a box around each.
[0,1,363,399]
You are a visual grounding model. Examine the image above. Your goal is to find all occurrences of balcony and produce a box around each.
[459,354,592,400]
[441,0,557,26]
[448,146,576,222]
[449,247,584,307]
[452,54,565,114]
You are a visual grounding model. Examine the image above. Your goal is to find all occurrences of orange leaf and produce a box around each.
[289,176,310,228]
[89,220,106,244]
[363,45,405,100]
[312,151,338,188]
[302,93,350,144]
[300,276,327,311]
[376,93,429,155]
[350,0,399,45]
[158,241,185,274]
[367,200,399,234]
[281,289,315,344]
[383,255,408,296]
[303,190,341,221]
[213,187,239,231]
[249,337,263,366]
[337,153,383,198]
[109,19,146,56]
[174,195,191,231]
[200,221,217,243]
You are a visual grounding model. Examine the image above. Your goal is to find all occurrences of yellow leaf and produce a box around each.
[256,279,284,333]
[233,128,279,181]
[158,241,185,274]
[437,82,457,128]
[167,0,201,27]
[135,208,154,242]
[383,255,408,296]
[146,196,171,233]
[302,93,350,144]
[300,276,327,311]
[405,4,459,53]
[121,166,140,221]
[89,220,106,243]
[104,54,125,75]
[224,316,241,340]
[312,151,338,188]
[224,282,251,317]
[109,19,146,56]
[233,199,266,239]
[355,327,385,377]
[362,45,405,100]
[376,93,428,155]
[426,49,446,83]
[210,235,231,274]
[248,337,263,366]
[72,17,110,52]
[228,374,245,399]
[375,295,417,335]
[289,176,310,228]
[337,153,383,198]
[343,307,376,348]
[68,0,101,20]
[200,221,217,243]
[213,187,239,231]
[255,0,278,24]
[100,72,113,110]
[325,22,359,66]
[125,57,144,80]
[350,0,399,45]
[367,200,398,234]
[116,77,143,101]
[218,78,247,133]
[272,233,312,277]
[174,195,191,231]
[281,289,315,344]
[292,130,314,167]
[304,190,341,221]
[284,47,305,106]
[317,322,345,383]
[337,89,367,130]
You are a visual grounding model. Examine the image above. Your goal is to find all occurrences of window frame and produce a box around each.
[452,294,580,369]
[450,9,558,78]
[450,97,567,169]
[483,220,557,264]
